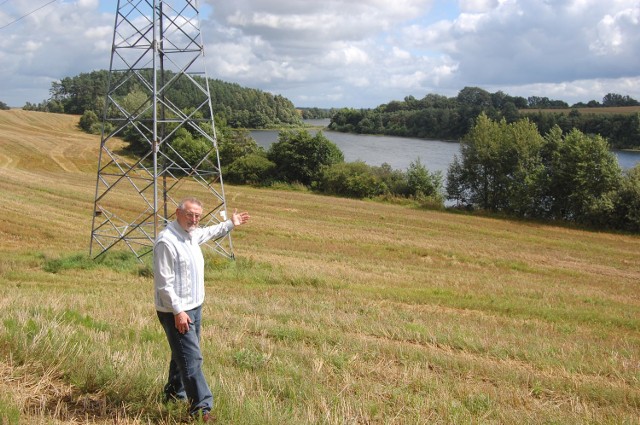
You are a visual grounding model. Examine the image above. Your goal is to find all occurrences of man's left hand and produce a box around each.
[231,208,250,226]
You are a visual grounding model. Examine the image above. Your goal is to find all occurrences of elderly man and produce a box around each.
[154,197,250,422]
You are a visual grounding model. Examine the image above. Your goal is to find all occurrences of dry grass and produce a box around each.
[522,106,640,115]
[0,110,639,424]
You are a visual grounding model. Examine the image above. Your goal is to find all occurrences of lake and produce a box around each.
[250,129,459,174]
[250,126,640,173]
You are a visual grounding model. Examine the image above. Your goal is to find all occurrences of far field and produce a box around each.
[0,110,638,424]
[522,105,640,115]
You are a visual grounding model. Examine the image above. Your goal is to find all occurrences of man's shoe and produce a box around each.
[163,393,187,403]
[193,410,213,423]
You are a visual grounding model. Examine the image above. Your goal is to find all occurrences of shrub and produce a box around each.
[373,163,410,196]
[224,153,276,185]
[79,110,100,133]
[218,128,264,167]
[166,128,215,173]
[267,130,344,186]
[319,161,385,198]
[406,158,443,198]
[611,165,640,232]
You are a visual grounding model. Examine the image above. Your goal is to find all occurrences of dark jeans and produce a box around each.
[157,306,213,415]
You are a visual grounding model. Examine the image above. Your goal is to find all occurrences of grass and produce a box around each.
[522,106,640,115]
[0,109,639,423]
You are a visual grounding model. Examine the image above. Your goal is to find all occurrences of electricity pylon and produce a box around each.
[90,0,233,261]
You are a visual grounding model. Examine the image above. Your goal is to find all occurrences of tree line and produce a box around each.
[328,87,640,149]
[447,114,639,231]
[7,73,638,232]
[298,107,339,119]
[22,70,302,128]
[209,113,640,232]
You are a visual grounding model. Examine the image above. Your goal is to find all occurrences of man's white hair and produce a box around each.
[177,197,203,210]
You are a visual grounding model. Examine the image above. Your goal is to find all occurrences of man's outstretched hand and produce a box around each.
[231,208,250,226]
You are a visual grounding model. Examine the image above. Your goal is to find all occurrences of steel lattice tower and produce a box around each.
[90,0,233,261]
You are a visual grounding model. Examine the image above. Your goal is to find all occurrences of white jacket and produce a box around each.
[154,219,234,314]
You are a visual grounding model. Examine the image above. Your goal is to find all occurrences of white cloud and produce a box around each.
[346,76,371,88]
[590,6,640,55]
[0,0,638,108]
[392,46,411,60]
[488,76,640,105]
[77,0,99,10]
[23,40,42,53]
[324,45,371,66]
[458,0,499,13]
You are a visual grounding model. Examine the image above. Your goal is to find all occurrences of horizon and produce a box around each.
[8,71,637,111]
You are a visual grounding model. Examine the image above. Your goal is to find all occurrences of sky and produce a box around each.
[0,0,639,108]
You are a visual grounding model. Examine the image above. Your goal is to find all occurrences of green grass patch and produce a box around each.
[0,394,20,425]
[42,251,152,275]
[59,309,110,332]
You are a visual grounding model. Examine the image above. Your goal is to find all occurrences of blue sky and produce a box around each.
[1,0,639,108]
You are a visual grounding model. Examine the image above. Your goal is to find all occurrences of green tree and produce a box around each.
[501,118,546,216]
[329,108,366,133]
[217,128,264,167]
[119,88,151,117]
[42,69,302,129]
[406,158,443,199]
[446,114,545,213]
[118,89,153,154]
[267,130,344,186]
[79,110,100,133]
[166,128,215,174]
[611,165,640,232]
[446,113,502,209]
[0,100,10,110]
[547,129,621,224]
[50,70,109,114]
[224,153,275,185]
[602,93,639,107]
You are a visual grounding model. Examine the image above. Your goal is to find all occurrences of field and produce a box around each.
[522,106,640,115]
[0,109,639,424]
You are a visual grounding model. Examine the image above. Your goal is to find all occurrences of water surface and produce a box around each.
[250,128,640,172]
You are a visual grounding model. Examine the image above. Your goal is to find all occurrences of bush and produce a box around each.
[267,130,344,186]
[166,128,215,173]
[548,129,621,223]
[372,163,410,196]
[218,128,264,167]
[79,110,100,133]
[224,153,276,184]
[406,158,443,198]
[319,161,385,198]
[612,165,640,232]
[90,121,114,136]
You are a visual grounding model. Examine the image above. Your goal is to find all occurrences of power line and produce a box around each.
[0,0,58,30]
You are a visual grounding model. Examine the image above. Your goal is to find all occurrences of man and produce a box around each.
[154,197,250,422]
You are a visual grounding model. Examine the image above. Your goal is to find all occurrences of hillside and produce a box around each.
[0,109,639,424]
[33,70,302,128]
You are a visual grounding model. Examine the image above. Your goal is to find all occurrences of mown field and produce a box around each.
[0,109,639,424]
[522,106,640,115]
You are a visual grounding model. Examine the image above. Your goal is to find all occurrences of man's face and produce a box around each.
[176,201,203,233]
